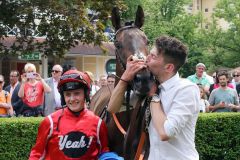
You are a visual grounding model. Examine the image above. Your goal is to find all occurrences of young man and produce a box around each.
[107,74,116,85]
[208,71,239,112]
[108,36,200,160]
[30,70,123,160]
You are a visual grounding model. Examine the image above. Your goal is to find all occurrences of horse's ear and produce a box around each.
[134,5,144,28]
[111,7,121,31]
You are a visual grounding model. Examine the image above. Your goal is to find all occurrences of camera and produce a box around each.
[26,72,36,79]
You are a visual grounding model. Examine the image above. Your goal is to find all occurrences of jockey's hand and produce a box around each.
[148,82,158,97]
[121,55,147,82]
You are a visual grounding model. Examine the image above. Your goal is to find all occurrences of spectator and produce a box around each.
[0,75,13,117]
[43,64,63,116]
[18,63,51,117]
[29,70,122,159]
[4,70,22,116]
[208,71,239,112]
[187,63,211,93]
[198,85,210,113]
[107,74,116,85]
[209,69,234,94]
[85,71,100,99]
[108,35,200,159]
[98,75,107,88]
[231,69,240,89]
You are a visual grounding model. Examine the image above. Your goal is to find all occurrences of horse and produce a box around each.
[89,6,154,160]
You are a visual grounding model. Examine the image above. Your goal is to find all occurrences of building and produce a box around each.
[190,0,229,30]
[0,36,115,85]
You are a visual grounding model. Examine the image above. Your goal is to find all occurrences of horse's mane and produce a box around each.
[89,84,114,116]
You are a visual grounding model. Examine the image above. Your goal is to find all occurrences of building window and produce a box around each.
[205,8,208,12]
[205,25,209,29]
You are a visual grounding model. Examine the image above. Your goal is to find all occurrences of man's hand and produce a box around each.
[216,101,225,108]
[121,55,147,82]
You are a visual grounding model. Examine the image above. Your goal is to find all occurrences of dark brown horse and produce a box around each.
[90,6,154,160]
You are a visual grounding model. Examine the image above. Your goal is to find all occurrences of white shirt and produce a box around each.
[199,99,210,113]
[53,79,61,108]
[90,84,100,97]
[10,82,19,96]
[148,73,200,160]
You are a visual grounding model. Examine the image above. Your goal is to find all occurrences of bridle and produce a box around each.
[114,25,140,71]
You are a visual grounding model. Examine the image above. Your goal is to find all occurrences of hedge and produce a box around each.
[0,117,43,160]
[196,113,240,160]
[0,113,240,160]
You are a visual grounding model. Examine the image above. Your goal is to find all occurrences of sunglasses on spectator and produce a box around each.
[0,81,3,83]
[233,75,240,77]
[212,76,216,78]
[52,70,61,73]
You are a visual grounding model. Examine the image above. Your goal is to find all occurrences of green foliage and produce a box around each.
[1,114,240,159]
[0,117,42,160]
[139,0,205,77]
[196,113,240,160]
[201,0,240,71]
[0,0,124,56]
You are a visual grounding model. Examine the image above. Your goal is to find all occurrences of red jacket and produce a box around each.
[29,108,109,160]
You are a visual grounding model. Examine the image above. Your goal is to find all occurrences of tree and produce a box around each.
[140,0,206,77]
[0,0,124,56]
[210,0,240,68]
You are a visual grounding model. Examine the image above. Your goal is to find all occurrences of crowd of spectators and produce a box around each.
[0,61,239,117]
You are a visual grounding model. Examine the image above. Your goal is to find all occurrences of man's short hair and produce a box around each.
[155,35,188,72]
[196,63,206,68]
[217,70,229,79]
[107,74,115,79]
[10,70,20,77]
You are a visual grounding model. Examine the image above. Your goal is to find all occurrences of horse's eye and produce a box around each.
[114,41,122,49]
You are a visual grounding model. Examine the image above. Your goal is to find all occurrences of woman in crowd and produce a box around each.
[0,75,13,117]
[29,69,122,160]
[18,63,51,116]
[199,85,210,113]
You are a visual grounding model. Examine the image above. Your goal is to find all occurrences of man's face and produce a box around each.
[64,89,85,112]
[146,47,166,77]
[218,75,228,87]
[196,66,205,77]
[107,77,115,85]
[10,71,19,85]
[51,65,62,80]
[99,76,107,87]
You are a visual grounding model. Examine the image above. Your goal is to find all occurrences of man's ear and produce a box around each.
[165,64,175,72]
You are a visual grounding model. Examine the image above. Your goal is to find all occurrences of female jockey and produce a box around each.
[29,70,122,160]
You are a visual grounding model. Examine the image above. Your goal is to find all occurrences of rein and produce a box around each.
[111,25,150,159]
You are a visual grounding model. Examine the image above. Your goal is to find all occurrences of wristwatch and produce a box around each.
[151,94,160,103]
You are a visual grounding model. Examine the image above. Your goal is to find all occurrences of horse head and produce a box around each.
[111,6,154,96]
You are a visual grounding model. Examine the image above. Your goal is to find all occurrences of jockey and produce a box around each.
[29,69,122,160]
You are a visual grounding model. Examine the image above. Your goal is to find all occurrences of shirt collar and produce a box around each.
[160,72,180,91]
